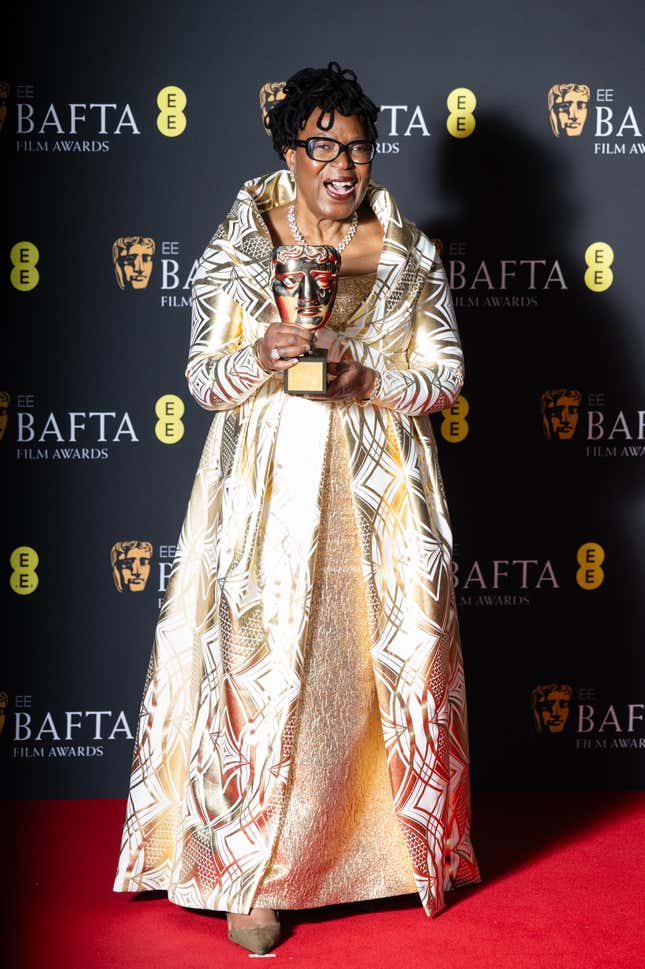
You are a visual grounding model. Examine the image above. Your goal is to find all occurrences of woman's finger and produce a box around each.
[279,344,310,359]
[264,337,313,360]
[274,358,302,371]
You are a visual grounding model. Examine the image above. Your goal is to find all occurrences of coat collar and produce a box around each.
[209,169,417,326]
[239,168,414,280]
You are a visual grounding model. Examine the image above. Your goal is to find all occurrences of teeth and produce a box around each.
[329,180,354,190]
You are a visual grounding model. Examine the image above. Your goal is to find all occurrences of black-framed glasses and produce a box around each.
[293,137,376,164]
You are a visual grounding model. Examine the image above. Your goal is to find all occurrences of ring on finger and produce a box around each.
[270,346,281,361]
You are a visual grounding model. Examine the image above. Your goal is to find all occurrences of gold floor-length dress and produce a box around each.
[254,273,418,908]
[114,170,482,916]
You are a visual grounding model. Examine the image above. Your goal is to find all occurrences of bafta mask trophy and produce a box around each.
[271,243,341,395]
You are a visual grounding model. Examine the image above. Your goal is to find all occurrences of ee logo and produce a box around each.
[441,395,469,442]
[10,242,39,291]
[576,542,605,590]
[157,86,187,137]
[446,88,476,139]
[10,546,39,595]
[155,394,184,443]
[584,242,614,292]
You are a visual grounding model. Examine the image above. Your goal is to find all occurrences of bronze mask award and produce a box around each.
[271,243,340,395]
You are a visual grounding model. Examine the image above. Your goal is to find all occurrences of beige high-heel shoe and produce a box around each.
[226,908,281,954]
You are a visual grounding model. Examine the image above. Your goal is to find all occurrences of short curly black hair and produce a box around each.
[266,61,379,158]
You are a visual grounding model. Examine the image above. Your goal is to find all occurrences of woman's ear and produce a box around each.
[283,147,296,173]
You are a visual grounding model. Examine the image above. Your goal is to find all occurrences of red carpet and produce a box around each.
[6,793,644,969]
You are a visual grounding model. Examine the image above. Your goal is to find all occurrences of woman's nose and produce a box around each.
[332,147,356,169]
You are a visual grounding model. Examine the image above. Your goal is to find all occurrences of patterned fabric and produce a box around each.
[113,169,481,918]
[255,402,420,908]
[254,274,418,909]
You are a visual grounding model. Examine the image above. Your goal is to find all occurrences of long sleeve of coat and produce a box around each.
[185,283,273,412]
[341,256,464,417]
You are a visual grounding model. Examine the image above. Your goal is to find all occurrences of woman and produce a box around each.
[113,62,481,954]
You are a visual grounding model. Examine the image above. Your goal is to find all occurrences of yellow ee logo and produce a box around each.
[584,242,614,292]
[155,394,184,443]
[10,546,39,595]
[10,242,39,291]
[157,86,187,137]
[441,395,469,442]
[576,542,605,590]
[446,88,476,139]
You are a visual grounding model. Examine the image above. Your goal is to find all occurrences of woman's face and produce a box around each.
[284,109,372,223]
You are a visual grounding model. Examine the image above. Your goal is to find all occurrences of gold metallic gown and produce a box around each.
[255,274,417,908]
[113,169,482,919]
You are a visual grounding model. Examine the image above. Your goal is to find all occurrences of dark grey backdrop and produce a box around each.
[4,0,644,797]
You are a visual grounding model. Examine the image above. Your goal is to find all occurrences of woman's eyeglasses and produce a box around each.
[293,137,376,164]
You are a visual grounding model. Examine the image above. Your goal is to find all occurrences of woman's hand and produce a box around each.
[308,327,347,363]
[257,323,377,401]
[303,359,377,402]
[256,322,315,373]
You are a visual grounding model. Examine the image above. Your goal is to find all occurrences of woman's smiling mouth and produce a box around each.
[323,177,357,200]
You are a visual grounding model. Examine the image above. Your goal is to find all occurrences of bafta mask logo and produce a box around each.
[272,244,341,330]
[0,391,10,441]
[111,541,153,593]
[0,691,8,737]
[0,82,9,133]
[259,81,286,134]
[548,83,591,137]
[531,683,573,734]
[112,236,155,291]
[540,389,581,441]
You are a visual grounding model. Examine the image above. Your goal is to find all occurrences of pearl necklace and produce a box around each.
[287,202,358,254]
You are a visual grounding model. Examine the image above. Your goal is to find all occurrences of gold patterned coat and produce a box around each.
[113,169,481,917]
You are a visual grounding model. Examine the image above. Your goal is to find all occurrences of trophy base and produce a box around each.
[284,348,328,395]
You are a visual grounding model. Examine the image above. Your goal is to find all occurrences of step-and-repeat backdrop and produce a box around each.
[4,1,644,797]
